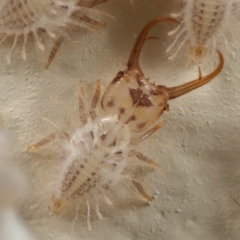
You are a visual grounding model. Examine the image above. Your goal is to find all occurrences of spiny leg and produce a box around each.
[89,80,101,120]
[132,180,153,204]
[79,81,89,125]
[26,131,69,151]
[166,51,224,99]
[87,0,108,7]
[45,3,107,69]
[45,36,64,69]
[130,122,165,145]
[74,14,105,28]
[128,150,162,172]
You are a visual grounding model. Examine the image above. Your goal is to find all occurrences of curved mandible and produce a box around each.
[127,17,179,72]
[166,50,224,99]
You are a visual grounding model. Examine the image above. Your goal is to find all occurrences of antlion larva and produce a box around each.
[0,0,107,64]
[167,0,237,64]
[27,17,223,230]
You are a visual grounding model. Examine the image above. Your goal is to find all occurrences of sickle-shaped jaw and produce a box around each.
[127,17,179,72]
[166,51,224,99]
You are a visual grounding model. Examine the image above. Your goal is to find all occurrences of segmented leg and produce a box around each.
[74,15,105,28]
[128,150,162,172]
[45,1,108,69]
[79,81,88,125]
[89,80,101,120]
[45,36,64,69]
[87,0,108,7]
[130,122,165,145]
[132,180,153,204]
[26,131,69,151]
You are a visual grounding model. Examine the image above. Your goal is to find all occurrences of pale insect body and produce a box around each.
[167,0,237,64]
[0,0,107,64]
[27,17,223,230]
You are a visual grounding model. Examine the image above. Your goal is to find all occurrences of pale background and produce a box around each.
[0,0,240,239]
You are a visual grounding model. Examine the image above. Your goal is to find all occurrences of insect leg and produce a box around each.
[79,81,89,125]
[45,36,64,69]
[74,14,105,28]
[87,0,108,7]
[89,80,101,120]
[26,131,69,151]
[130,122,165,145]
[128,150,162,172]
[132,180,153,204]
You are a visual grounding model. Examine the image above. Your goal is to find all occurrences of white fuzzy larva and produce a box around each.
[0,0,107,64]
[167,0,238,64]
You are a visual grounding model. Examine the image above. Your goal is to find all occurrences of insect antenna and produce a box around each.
[127,16,179,72]
[166,50,224,99]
